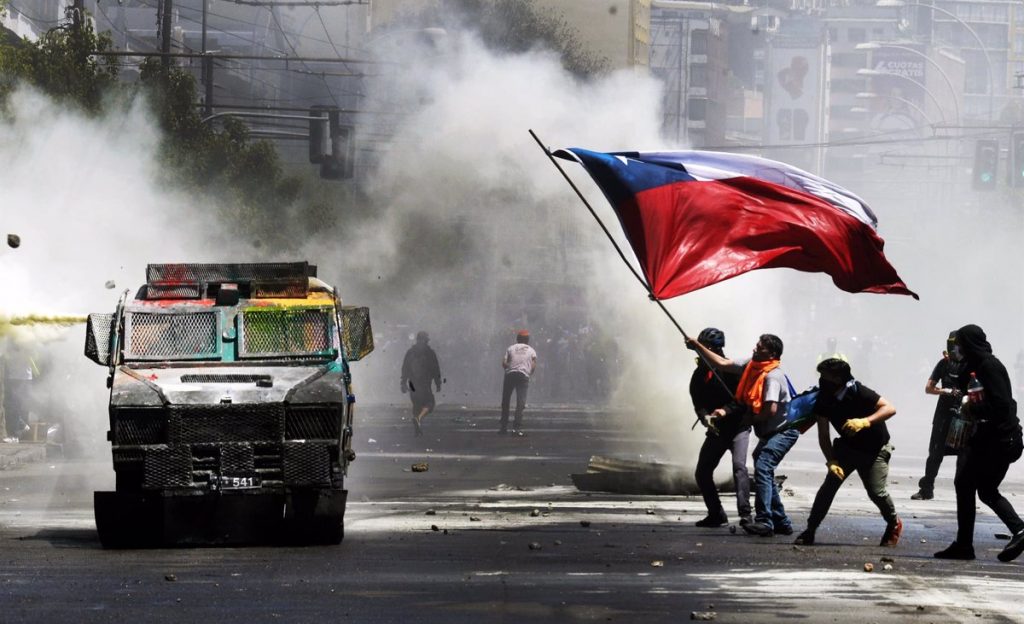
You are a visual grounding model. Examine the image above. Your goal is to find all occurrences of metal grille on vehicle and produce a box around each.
[220,444,256,473]
[143,446,193,488]
[282,442,331,485]
[126,312,218,359]
[240,308,331,357]
[285,405,342,440]
[113,408,167,445]
[180,374,271,384]
[170,404,284,444]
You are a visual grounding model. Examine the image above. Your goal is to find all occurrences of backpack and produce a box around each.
[783,375,819,434]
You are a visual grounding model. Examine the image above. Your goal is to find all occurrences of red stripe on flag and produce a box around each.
[617,176,916,300]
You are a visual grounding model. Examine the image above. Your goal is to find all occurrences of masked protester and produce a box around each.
[688,333,796,537]
[934,325,1024,562]
[400,331,442,437]
[793,358,902,547]
[912,332,968,500]
[689,328,751,528]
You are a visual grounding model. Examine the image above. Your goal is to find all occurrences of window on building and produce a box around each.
[690,65,708,88]
[687,97,707,121]
[847,28,866,43]
[691,30,708,55]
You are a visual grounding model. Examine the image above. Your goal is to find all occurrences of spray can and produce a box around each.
[967,372,985,405]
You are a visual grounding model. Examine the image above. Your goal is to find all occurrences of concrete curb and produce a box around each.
[0,443,48,470]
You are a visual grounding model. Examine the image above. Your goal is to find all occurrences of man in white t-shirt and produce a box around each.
[500,330,538,435]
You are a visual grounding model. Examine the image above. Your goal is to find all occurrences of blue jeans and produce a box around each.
[751,428,800,530]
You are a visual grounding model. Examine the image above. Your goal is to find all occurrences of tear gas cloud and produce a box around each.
[326,25,1024,470]
[0,88,227,461]
[320,33,773,464]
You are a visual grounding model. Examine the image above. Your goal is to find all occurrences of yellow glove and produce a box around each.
[827,460,845,480]
[842,418,871,436]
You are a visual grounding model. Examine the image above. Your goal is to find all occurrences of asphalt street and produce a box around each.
[1,404,1022,623]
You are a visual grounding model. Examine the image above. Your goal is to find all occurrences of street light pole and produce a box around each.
[855,92,935,127]
[876,0,993,120]
[856,68,949,125]
[855,42,960,126]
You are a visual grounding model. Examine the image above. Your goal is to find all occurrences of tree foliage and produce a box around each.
[0,12,118,113]
[0,12,304,249]
[397,0,609,79]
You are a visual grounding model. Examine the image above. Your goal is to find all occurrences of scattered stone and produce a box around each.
[469,516,481,522]
[164,574,177,582]
[443,529,449,535]
[411,463,429,472]
[104,280,116,289]
[920,539,927,544]
[916,606,925,612]
[690,611,716,621]
[580,520,591,527]
[863,562,874,573]
[425,509,436,516]
[880,556,894,563]
[695,542,703,547]
[729,525,737,534]
[431,525,440,532]
[7,234,20,249]
[530,509,541,517]
[528,542,542,551]
[883,563,893,571]
[646,509,655,515]
[651,560,664,567]
[554,540,562,546]
[367,438,377,444]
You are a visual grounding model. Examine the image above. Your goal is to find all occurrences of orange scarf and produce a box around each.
[735,359,781,414]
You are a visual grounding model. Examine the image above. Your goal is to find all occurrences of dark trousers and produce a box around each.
[807,442,897,530]
[500,372,530,430]
[954,440,1024,545]
[695,428,752,519]
[919,413,956,492]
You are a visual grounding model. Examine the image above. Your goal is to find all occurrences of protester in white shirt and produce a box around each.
[500,330,537,435]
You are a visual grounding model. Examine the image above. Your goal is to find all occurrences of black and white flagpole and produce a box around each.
[529,129,734,419]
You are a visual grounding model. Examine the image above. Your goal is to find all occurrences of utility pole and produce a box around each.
[160,0,173,70]
[201,0,213,116]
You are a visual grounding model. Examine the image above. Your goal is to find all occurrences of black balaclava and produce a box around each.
[955,324,993,366]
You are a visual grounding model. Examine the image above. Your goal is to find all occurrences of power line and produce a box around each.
[228,0,368,6]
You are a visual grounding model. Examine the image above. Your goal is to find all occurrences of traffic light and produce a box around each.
[308,105,330,164]
[972,139,999,191]
[1011,132,1024,188]
[319,110,355,180]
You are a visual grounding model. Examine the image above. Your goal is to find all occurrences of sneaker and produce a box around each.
[742,521,774,537]
[694,513,729,528]
[997,529,1024,562]
[794,529,816,546]
[934,541,975,560]
[910,490,934,500]
[739,515,753,527]
[880,517,903,546]
[774,525,794,536]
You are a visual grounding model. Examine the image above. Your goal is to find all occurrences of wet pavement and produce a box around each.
[0,405,1021,623]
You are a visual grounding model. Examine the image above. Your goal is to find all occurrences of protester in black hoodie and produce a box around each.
[934,324,1024,562]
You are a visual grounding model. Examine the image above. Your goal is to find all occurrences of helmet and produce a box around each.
[697,327,725,349]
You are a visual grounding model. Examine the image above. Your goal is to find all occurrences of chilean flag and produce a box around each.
[554,148,918,300]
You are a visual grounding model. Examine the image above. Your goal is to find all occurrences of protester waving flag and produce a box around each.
[553,148,917,300]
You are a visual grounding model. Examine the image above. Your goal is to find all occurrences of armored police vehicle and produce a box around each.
[84,262,373,547]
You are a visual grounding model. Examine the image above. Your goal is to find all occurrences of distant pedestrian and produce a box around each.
[912,332,967,500]
[689,328,751,528]
[400,331,442,437]
[794,358,902,547]
[934,325,1024,562]
[500,330,537,435]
